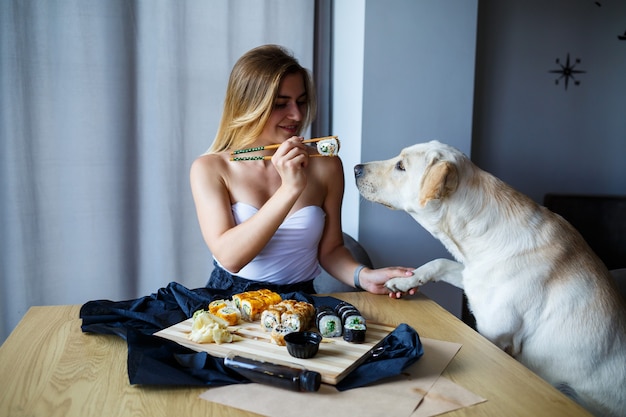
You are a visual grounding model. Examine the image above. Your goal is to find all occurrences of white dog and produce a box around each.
[354,140,626,417]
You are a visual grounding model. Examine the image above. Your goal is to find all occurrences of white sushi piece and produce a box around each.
[343,314,366,327]
[316,137,340,156]
[260,308,282,332]
[317,313,342,337]
[343,322,366,343]
[270,324,293,346]
[281,311,306,332]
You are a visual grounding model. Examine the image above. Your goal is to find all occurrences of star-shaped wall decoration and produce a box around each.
[548,53,586,90]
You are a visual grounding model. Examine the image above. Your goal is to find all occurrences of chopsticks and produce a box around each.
[230,155,331,161]
[230,136,337,155]
[230,136,339,161]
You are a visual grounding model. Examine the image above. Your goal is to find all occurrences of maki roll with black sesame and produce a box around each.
[343,322,366,343]
[335,302,354,321]
[335,302,366,327]
[334,301,367,343]
[315,306,342,338]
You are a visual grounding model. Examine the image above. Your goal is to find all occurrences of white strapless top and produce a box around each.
[215,202,326,284]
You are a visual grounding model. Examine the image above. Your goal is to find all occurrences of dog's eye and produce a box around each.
[395,160,405,171]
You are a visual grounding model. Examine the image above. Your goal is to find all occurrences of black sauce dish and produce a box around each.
[284,331,322,359]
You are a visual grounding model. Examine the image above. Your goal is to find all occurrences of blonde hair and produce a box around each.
[207,44,317,154]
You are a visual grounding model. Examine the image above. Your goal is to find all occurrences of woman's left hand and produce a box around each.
[359,267,418,298]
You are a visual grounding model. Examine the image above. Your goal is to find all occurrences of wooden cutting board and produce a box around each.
[154,318,396,385]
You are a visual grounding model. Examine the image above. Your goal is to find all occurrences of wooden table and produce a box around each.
[0,292,592,417]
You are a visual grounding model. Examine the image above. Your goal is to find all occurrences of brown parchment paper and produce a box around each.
[199,338,485,417]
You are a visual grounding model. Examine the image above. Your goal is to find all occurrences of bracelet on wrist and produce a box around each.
[353,264,366,291]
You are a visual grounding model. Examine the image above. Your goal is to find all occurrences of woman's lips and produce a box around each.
[280,125,298,134]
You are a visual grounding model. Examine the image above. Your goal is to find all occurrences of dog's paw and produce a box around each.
[385,276,424,292]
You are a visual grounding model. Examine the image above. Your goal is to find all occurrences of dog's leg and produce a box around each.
[385,258,464,292]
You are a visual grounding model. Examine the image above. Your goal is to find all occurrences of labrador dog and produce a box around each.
[354,140,626,417]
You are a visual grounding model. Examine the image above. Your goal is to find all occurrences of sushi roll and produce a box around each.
[260,301,315,332]
[215,306,241,326]
[339,307,359,323]
[335,302,364,324]
[260,307,283,332]
[279,299,299,311]
[258,289,282,305]
[316,137,340,156]
[240,298,265,321]
[208,299,229,315]
[231,289,282,311]
[292,303,314,328]
[265,300,314,329]
[334,301,367,341]
[317,306,336,314]
[231,293,246,309]
[316,307,342,338]
[343,311,366,327]
[343,322,366,343]
[270,324,293,346]
[334,301,353,311]
[281,311,307,332]
[335,302,358,318]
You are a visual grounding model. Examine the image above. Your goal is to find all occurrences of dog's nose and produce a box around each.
[354,164,363,178]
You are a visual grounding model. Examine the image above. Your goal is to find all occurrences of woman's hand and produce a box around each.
[359,267,418,298]
[271,136,309,192]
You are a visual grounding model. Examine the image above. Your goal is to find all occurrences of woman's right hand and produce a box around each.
[271,136,309,192]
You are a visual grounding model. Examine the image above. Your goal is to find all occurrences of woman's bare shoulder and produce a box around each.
[191,152,228,172]
[311,153,344,176]
[190,153,232,189]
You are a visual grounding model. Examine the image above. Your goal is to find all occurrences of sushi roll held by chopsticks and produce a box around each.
[230,136,340,161]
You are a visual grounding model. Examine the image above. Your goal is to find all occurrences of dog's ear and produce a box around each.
[419,161,458,207]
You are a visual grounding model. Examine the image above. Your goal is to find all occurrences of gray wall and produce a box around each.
[472,0,626,201]
[359,0,479,317]
[356,0,625,318]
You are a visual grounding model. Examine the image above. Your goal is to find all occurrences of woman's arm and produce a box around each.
[316,157,416,298]
[189,139,309,272]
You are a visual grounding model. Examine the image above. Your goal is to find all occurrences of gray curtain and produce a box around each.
[0,0,315,343]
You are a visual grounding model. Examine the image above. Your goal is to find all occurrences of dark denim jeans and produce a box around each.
[207,261,316,294]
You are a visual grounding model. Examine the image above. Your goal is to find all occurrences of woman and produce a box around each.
[190,44,415,297]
